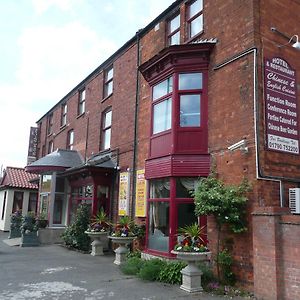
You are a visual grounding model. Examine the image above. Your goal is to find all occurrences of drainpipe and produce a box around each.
[131,30,142,218]
[213,47,292,207]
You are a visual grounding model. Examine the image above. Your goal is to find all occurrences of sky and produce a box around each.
[0,0,175,171]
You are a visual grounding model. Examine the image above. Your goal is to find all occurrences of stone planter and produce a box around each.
[20,231,40,247]
[8,227,21,239]
[85,231,108,256]
[171,250,211,293]
[108,236,136,265]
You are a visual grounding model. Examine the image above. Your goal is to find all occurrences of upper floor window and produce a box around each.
[152,77,173,134]
[179,73,202,127]
[48,140,54,154]
[67,129,74,150]
[104,66,113,98]
[187,0,203,39]
[102,109,112,150]
[61,103,67,127]
[167,13,180,45]
[78,89,86,115]
[47,113,53,135]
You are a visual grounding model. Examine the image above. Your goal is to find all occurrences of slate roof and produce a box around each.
[26,149,84,173]
[0,167,38,190]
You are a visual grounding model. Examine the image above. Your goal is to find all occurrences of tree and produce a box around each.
[194,175,249,282]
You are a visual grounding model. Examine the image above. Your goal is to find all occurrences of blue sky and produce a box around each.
[0,0,175,170]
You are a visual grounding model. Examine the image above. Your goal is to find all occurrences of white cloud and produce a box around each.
[31,0,75,14]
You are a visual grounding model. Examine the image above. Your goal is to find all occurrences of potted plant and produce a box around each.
[108,215,137,265]
[9,210,22,239]
[20,212,39,247]
[85,208,111,256]
[171,223,211,293]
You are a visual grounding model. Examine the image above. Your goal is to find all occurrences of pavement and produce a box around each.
[0,231,244,300]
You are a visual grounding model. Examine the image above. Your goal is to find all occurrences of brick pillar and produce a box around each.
[252,207,289,300]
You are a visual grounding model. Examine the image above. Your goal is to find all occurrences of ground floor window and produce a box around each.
[146,177,205,256]
[13,191,23,212]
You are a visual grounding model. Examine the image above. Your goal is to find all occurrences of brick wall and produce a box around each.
[253,207,300,300]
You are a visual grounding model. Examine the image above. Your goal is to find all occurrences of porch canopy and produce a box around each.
[25,149,84,174]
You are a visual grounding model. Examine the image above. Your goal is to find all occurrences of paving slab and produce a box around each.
[0,231,245,300]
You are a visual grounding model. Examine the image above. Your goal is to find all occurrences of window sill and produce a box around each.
[76,112,85,119]
[101,93,113,103]
[184,30,204,44]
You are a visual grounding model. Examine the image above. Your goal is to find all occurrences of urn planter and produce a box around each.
[20,231,40,247]
[9,227,21,239]
[108,236,136,265]
[171,250,211,293]
[85,231,108,256]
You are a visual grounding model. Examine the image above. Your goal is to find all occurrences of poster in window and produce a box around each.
[135,169,146,217]
[118,172,129,216]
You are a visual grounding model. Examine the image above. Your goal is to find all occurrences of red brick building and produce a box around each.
[27,1,300,298]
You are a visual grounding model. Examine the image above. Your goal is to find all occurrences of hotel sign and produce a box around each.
[27,127,39,164]
[264,57,299,154]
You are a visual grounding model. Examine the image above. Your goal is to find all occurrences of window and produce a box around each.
[78,89,86,115]
[12,192,23,212]
[67,130,74,150]
[167,13,180,45]
[152,77,173,134]
[187,0,203,39]
[104,66,113,98]
[179,73,202,127]
[48,140,54,154]
[28,192,38,212]
[47,113,53,135]
[102,109,112,150]
[61,103,67,127]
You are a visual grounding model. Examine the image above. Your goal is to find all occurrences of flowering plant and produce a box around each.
[110,215,136,237]
[174,223,209,253]
[10,210,22,229]
[86,208,110,232]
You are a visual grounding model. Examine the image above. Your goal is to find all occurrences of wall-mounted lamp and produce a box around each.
[271,27,300,50]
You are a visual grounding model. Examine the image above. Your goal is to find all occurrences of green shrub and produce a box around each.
[158,261,186,284]
[138,259,166,281]
[197,262,216,288]
[126,250,141,259]
[120,257,144,275]
[61,203,90,251]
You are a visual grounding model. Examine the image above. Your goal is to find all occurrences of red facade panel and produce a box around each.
[145,154,210,179]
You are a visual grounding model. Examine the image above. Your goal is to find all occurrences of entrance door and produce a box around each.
[96,185,110,215]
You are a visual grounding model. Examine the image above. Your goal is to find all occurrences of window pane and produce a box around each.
[104,128,111,149]
[79,100,85,114]
[153,78,172,100]
[170,14,180,32]
[180,94,201,127]
[179,73,202,90]
[148,201,170,252]
[190,14,203,37]
[189,0,203,18]
[105,110,112,128]
[176,178,198,198]
[170,31,180,45]
[177,203,197,230]
[107,67,113,81]
[81,89,86,101]
[150,178,170,198]
[106,81,113,96]
[153,98,171,134]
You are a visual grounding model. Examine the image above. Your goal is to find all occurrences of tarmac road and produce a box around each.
[0,231,242,300]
